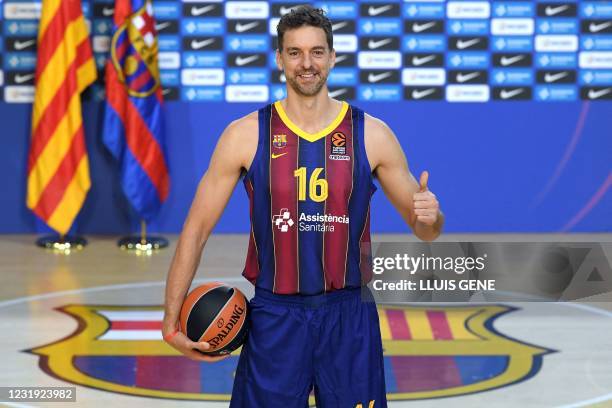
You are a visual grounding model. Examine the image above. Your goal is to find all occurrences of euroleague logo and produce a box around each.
[330,132,350,161]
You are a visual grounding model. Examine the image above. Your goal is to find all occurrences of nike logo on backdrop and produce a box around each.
[368,5,392,16]
[500,89,524,99]
[413,22,436,33]
[235,22,259,33]
[191,38,215,49]
[368,38,392,49]
[235,55,259,66]
[367,72,392,83]
[191,5,215,16]
[457,38,481,50]
[545,5,569,16]
[500,55,525,66]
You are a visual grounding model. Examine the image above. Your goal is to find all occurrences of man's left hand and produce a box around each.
[413,171,439,226]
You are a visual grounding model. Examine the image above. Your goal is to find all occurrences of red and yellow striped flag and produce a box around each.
[26,0,97,235]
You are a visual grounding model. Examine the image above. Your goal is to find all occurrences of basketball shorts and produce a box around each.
[230,286,387,408]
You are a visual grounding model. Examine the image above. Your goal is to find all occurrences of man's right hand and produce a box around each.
[164,329,231,363]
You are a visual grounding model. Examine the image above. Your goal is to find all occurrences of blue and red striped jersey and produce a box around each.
[242,101,376,295]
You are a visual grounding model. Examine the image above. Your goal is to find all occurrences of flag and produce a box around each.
[103,0,170,222]
[26,0,97,235]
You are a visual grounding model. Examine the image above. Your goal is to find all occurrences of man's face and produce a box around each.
[276,25,335,97]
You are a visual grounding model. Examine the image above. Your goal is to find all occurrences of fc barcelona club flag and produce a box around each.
[104,0,170,221]
[26,0,97,235]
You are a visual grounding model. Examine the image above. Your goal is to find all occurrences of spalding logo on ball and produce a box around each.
[179,282,249,355]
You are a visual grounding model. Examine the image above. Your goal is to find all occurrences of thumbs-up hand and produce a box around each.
[412,171,439,226]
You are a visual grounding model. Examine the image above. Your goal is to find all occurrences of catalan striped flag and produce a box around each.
[26,0,96,235]
[103,0,170,222]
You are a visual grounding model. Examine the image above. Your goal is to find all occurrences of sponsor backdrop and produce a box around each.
[0,1,610,233]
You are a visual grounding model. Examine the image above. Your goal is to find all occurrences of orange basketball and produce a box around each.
[179,282,249,355]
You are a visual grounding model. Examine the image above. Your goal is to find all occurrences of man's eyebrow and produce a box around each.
[286,46,327,51]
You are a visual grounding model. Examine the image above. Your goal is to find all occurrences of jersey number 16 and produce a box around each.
[294,167,328,202]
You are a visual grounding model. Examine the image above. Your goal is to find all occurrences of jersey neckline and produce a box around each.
[273,100,349,143]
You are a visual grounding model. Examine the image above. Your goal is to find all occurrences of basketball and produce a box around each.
[179,282,249,356]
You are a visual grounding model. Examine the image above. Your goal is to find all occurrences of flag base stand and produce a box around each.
[117,236,169,255]
[35,235,87,254]
[118,221,167,255]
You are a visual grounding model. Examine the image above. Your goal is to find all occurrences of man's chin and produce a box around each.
[291,82,325,97]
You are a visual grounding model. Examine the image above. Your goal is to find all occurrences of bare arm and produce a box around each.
[162,113,257,360]
[365,114,443,241]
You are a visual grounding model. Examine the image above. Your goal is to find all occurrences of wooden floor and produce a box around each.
[0,234,611,408]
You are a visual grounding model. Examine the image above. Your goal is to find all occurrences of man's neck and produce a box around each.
[280,91,342,134]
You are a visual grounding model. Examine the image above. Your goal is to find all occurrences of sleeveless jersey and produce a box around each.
[242,101,376,295]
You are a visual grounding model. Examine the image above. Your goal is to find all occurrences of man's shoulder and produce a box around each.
[363,112,393,142]
[226,110,259,136]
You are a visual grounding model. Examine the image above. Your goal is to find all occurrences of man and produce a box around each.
[163,5,443,407]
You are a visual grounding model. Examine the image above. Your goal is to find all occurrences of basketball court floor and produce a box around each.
[1,233,611,408]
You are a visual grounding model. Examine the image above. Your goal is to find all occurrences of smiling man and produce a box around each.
[162,5,443,408]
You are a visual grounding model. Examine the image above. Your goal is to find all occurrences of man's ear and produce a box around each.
[329,48,336,70]
[275,49,283,71]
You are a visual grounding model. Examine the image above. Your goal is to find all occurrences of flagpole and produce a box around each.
[141,220,147,245]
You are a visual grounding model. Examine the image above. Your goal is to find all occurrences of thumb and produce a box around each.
[419,171,429,192]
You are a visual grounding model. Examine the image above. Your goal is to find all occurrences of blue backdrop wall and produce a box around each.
[1,101,610,234]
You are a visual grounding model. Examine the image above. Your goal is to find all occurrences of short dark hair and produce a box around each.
[276,5,333,52]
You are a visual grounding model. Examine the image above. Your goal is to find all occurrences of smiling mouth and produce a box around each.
[298,73,318,80]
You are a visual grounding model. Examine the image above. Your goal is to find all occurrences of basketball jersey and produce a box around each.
[242,101,376,295]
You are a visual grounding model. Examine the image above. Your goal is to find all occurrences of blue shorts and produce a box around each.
[230,287,387,408]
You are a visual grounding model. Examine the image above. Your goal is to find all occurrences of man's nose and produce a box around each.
[301,53,312,69]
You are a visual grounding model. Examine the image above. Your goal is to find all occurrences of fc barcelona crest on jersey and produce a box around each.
[273,134,287,149]
[27,303,552,402]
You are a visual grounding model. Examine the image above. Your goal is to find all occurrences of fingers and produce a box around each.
[419,171,429,192]
[165,332,229,363]
[415,214,437,226]
[186,349,232,363]
[412,178,439,226]
[191,341,211,352]
[413,192,437,207]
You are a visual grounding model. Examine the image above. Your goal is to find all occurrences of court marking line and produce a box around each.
[0,278,243,308]
[0,278,611,407]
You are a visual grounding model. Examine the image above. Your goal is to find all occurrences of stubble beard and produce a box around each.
[286,70,329,97]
